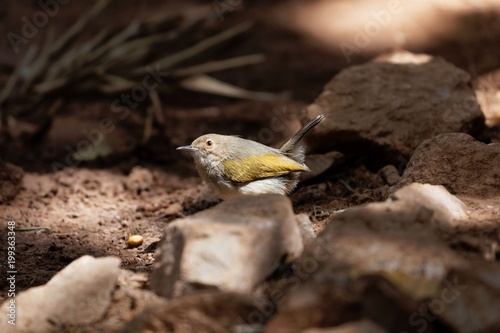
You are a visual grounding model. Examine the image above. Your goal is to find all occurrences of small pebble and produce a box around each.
[379,165,400,186]
[127,235,144,248]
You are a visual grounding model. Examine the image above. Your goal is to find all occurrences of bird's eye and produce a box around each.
[206,139,213,147]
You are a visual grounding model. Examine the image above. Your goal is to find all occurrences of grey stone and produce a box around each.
[0,255,121,333]
[378,164,400,186]
[389,183,469,230]
[151,194,303,297]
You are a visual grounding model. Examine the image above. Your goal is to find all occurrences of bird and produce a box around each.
[177,115,325,199]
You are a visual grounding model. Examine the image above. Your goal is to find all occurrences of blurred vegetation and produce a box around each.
[0,1,277,132]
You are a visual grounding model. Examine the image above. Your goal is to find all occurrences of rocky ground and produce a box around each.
[1,1,500,333]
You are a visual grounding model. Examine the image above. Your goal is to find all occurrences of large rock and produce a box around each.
[394,133,500,234]
[436,267,500,333]
[312,201,466,285]
[395,133,500,198]
[265,178,500,333]
[305,51,485,166]
[151,194,303,298]
[264,183,471,333]
[0,256,121,333]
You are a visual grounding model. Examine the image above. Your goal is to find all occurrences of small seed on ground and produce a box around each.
[127,235,144,248]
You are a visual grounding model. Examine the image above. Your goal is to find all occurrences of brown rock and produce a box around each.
[302,320,388,333]
[378,165,400,186]
[305,51,485,166]
[0,256,121,333]
[393,133,500,233]
[115,291,268,333]
[264,272,417,333]
[265,183,469,333]
[395,133,500,199]
[316,212,466,285]
[151,194,303,297]
[437,268,500,333]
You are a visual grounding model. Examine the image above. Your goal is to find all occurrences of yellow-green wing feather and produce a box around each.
[223,153,309,183]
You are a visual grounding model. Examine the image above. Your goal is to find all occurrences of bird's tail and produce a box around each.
[280,114,325,154]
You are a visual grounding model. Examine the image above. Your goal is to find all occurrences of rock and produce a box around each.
[269,264,500,333]
[418,267,500,333]
[0,255,121,333]
[378,165,400,186]
[264,183,470,333]
[331,182,470,233]
[304,51,485,167]
[393,133,500,233]
[389,183,469,230]
[315,208,466,287]
[265,177,500,332]
[394,133,500,199]
[296,213,316,244]
[115,291,268,333]
[302,320,388,333]
[265,272,420,333]
[0,162,24,203]
[151,194,303,297]
[409,264,500,333]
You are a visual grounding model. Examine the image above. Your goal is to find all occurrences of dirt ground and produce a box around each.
[1,0,500,331]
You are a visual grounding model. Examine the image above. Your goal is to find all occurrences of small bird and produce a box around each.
[177,115,325,199]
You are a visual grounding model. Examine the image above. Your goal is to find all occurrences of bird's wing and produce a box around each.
[222,153,309,183]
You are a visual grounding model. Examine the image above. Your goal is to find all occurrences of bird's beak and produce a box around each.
[176,145,198,152]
